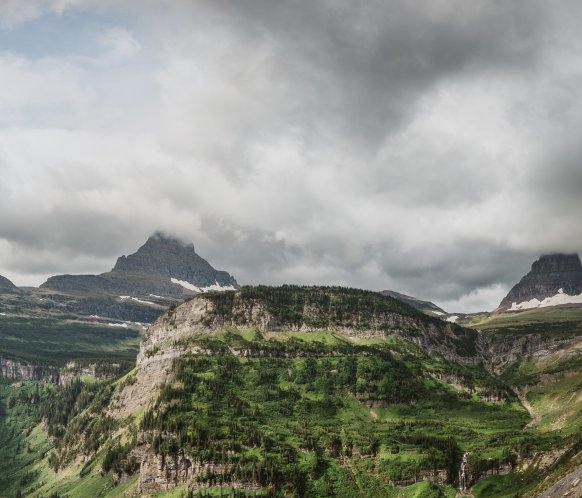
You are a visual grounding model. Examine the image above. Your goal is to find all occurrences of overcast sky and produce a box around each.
[1,1,582,313]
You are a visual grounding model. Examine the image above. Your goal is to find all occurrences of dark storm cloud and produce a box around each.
[170,0,547,150]
[1,1,582,310]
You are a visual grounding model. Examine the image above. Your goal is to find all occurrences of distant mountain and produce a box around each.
[497,253,582,311]
[381,289,447,316]
[0,275,19,294]
[41,233,239,299]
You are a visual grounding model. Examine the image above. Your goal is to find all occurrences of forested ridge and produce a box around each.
[2,286,582,498]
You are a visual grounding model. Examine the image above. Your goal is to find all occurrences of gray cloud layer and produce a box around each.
[1,0,582,312]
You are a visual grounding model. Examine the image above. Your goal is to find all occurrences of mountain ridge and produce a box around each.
[0,274,19,294]
[381,289,447,316]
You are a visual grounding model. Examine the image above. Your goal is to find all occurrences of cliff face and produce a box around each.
[135,288,482,365]
[0,358,124,384]
[499,254,582,310]
[0,358,59,383]
[106,286,579,495]
[106,288,488,493]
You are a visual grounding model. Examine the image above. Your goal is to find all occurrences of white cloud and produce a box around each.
[0,54,93,121]
[97,26,141,61]
[1,1,582,313]
[0,0,47,28]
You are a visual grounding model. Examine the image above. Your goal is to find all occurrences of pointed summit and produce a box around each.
[41,233,239,299]
[498,253,582,311]
[112,233,239,290]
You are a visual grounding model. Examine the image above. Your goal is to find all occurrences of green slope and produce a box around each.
[0,315,141,365]
[5,287,582,498]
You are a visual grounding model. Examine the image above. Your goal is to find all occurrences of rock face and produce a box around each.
[498,254,582,311]
[0,274,19,294]
[0,357,125,384]
[112,232,237,289]
[0,358,59,383]
[40,233,239,300]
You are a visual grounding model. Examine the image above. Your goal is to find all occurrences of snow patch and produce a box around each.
[170,278,237,293]
[0,312,6,316]
[200,282,238,292]
[509,289,582,311]
[171,278,200,292]
[119,295,156,305]
[108,320,150,330]
[149,294,165,299]
[446,315,459,323]
[108,322,128,328]
[432,311,445,316]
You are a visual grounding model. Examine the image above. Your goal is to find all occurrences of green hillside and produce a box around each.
[3,287,582,498]
[0,315,141,365]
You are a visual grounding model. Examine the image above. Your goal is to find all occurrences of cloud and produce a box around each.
[1,1,582,312]
[97,26,141,61]
[0,0,47,28]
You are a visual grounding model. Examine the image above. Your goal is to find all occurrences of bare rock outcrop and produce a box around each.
[498,254,582,311]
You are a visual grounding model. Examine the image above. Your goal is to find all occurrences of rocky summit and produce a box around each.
[498,253,582,311]
[41,233,239,299]
[112,232,239,290]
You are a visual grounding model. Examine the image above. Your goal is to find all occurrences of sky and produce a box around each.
[1,1,582,313]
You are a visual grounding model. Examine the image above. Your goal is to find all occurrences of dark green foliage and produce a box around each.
[102,441,139,475]
[203,285,423,328]
[191,285,479,360]
[0,380,54,495]
[0,315,140,365]
[39,379,116,470]
[136,330,528,496]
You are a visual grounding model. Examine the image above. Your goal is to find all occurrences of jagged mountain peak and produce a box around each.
[112,232,239,289]
[41,233,239,300]
[498,253,582,311]
[113,233,198,275]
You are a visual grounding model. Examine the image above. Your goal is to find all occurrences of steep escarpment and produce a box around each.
[0,357,129,384]
[103,286,527,496]
[114,286,483,419]
[140,285,482,364]
[0,358,59,383]
[20,285,582,498]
